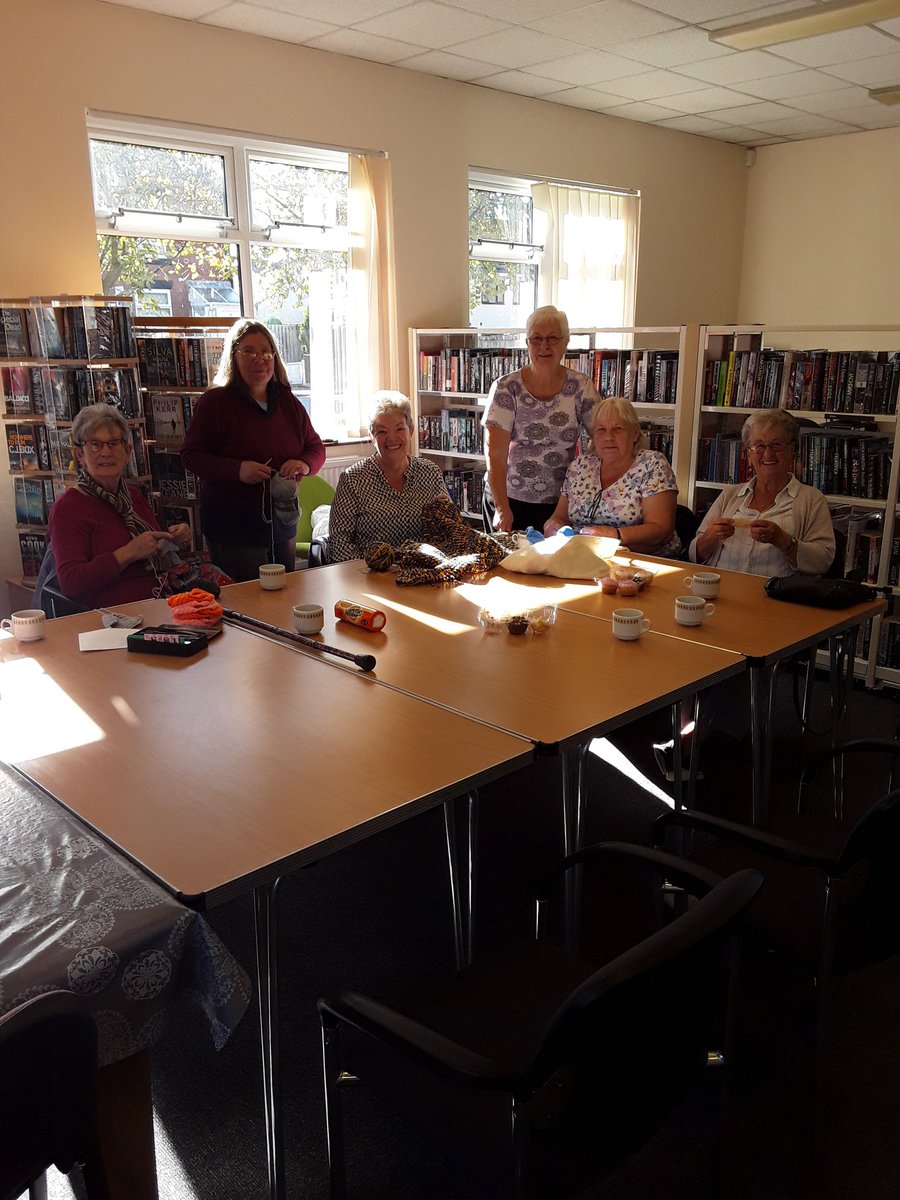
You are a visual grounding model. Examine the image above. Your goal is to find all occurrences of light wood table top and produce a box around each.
[219,563,745,749]
[0,606,533,906]
[492,554,886,664]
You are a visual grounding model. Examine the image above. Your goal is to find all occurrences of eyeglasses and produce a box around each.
[527,335,563,347]
[78,438,127,452]
[237,348,275,361]
[749,441,789,455]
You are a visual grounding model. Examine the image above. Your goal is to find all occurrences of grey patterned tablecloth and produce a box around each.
[0,764,251,1066]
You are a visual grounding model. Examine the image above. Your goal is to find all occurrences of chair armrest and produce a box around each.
[536,841,723,903]
[652,811,839,872]
[799,739,900,803]
[318,992,517,1090]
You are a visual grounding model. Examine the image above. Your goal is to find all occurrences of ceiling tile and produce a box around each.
[396,49,499,79]
[613,24,732,68]
[644,0,803,19]
[244,0,406,19]
[702,125,773,143]
[201,4,337,41]
[598,99,687,121]
[542,85,636,109]
[473,69,567,95]
[653,113,734,133]
[447,26,582,68]
[355,1,507,48]
[104,0,227,16]
[673,48,802,83]
[767,27,900,68]
[785,85,872,113]
[527,48,643,84]
[752,112,861,136]
[305,27,428,62]
[736,68,852,100]
[875,16,900,35]
[817,103,900,128]
[529,0,681,50]
[438,0,591,20]
[823,50,900,85]
[594,68,709,99]
[701,99,794,123]
[652,85,758,113]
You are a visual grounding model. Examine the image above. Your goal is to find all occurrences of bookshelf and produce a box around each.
[1,294,145,585]
[133,316,233,553]
[410,325,697,523]
[690,324,900,689]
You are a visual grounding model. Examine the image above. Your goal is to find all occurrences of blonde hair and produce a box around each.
[591,396,648,453]
[525,306,569,340]
[368,390,413,435]
[213,318,289,388]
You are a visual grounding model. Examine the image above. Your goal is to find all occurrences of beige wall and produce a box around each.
[1,0,752,613]
[740,127,900,326]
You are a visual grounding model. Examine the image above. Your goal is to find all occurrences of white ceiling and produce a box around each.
[101,0,900,146]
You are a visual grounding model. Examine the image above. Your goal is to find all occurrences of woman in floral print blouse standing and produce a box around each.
[481,306,598,534]
[545,395,681,557]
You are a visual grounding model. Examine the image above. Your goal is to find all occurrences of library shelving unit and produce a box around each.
[410,325,698,523]
[133,316,233,552]
[690,324,900,689]
[1,294,145,586]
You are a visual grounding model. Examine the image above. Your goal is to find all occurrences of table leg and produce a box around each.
[749,663,775,825]
[829,631,855,821]
[443,791,479,970]
[95,1050,158,1200]
[254,879,285,1200]
[563,744,589,949]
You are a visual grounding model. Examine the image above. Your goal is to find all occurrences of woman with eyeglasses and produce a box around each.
[481,305,597,534]
[690,409,834,576]
[49,402,194,607]
[181,318,326,581]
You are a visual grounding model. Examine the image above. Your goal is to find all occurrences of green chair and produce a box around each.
[296,473,336,562]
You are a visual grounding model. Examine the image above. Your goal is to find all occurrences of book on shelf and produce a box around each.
[13,477,50,526]
[0,306,30,358]
[18,532,48,582]
[152,448,198,501]
[24,305,64,359]
[159,502,200,550]
[1,366,33,415]
[859,530,881,583]
[149,393,186,446]
[90,367,141,417]
[6,423,39,471]
[126,425,148,478]
[47,427,74,475]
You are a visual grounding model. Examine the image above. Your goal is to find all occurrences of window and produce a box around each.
[469,171,638,331]
[89,121,387,439]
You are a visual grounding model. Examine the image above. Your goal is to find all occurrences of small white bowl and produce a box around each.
[293,603,324,635]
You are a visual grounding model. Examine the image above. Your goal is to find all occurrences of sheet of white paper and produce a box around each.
[78,628,132,652]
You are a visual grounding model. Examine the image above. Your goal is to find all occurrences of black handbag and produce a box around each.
[764,575,880,609]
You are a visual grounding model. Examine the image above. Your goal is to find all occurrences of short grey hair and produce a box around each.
[591,395,648,453]
[71,403,132,447]
[368,390,413,435]
[525,306,569,340]
[741,408,800,450]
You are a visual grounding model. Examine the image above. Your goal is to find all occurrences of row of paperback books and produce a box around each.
[442,467,484,517]
[418,409,481,456]
[695,435,752,486]
[853,618,900,669]
[417,347,678,405]
[151,448,199,502]
[703,348,900,414]
[4,423,148,480]
[13,477,65,527]
[0,301,134,361]
[136,335,223,389]
[147,393,197,447]
[797,430,891,500]
[1,365,141,420]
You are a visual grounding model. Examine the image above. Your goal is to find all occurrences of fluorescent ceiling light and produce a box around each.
[869,83,900,104]
[709,0,900,50]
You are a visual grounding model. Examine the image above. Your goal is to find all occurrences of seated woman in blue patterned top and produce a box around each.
[328,392,448,563]
[545,395,681,557]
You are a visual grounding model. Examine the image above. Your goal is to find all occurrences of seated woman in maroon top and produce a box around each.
[49,403,193,608]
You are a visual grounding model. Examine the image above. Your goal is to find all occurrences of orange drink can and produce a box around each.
[334,599,387,631]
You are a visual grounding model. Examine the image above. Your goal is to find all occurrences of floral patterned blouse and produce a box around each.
[482,368,598,504]
[562,448,682,557]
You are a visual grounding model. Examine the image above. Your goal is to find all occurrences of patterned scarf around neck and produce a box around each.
[76,469,179,572]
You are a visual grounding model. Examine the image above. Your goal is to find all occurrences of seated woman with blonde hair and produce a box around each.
[545,396,681,557]
[327,391,448,563]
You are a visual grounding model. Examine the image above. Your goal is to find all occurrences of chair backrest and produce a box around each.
[529,867,762,1183]
[835,786,900,971]
[675,504,700,556]
[296,473,336,548]
[0,990,109,1200]
[822,525,847,580]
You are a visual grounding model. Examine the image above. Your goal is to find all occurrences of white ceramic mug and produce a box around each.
[684,571,720,599]
[259,564,286,591]
[1,609,46,641]
[612,607,651,641]
[293,604,324,635]
[675,596,716,626]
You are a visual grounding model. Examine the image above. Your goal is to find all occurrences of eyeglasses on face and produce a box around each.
[527,334,562,347]
[236,347,275,361]
[749,441,789,455]
[78,438,128,452]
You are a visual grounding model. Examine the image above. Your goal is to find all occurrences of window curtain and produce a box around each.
[349,154,398,435]
[531,183,638,329]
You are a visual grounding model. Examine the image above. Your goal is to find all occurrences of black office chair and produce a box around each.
[319,844,762,1200]
[675,503,701,560]
[653,739,900,1055]
[32,547,88,618]
[0,990,111,1200]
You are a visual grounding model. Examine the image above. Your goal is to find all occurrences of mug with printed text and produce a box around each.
[0,609,46,641]
[612,607,651,641]
[675,596,716,627]
[684,571,720,599]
